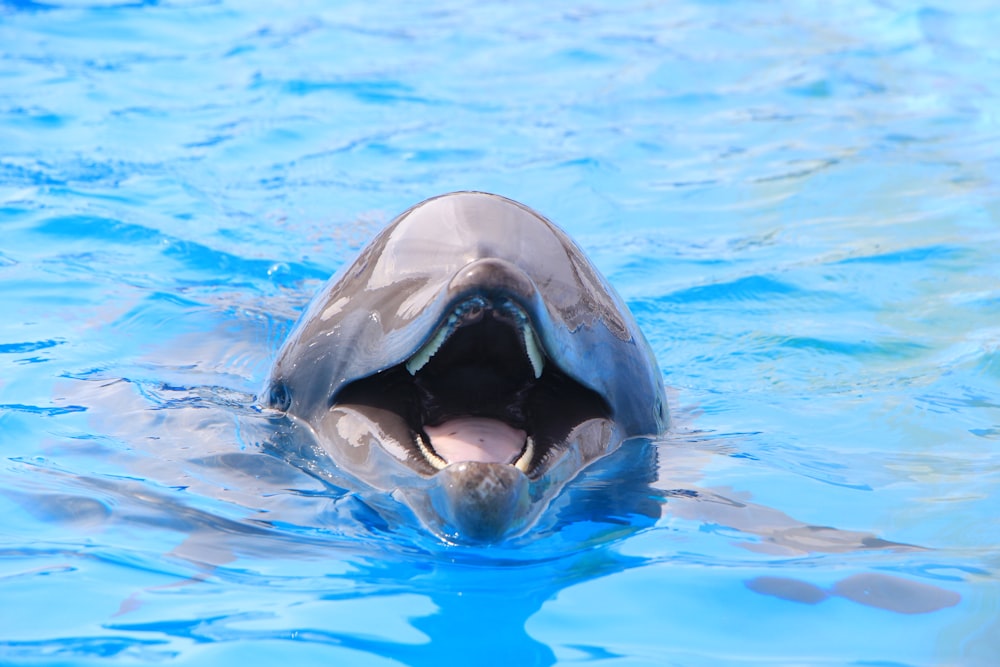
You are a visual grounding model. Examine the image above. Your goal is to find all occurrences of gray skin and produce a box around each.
[263,192,669,543]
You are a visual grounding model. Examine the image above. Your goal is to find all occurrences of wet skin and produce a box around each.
[263,191,669,542]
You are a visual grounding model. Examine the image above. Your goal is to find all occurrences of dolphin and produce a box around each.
[263,191,669,543]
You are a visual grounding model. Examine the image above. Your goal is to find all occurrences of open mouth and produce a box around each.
[333,295,610,478]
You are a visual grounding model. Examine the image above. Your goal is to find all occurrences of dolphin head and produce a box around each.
[264,192,668,543]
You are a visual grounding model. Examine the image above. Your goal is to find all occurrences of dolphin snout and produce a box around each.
[448,258,536,302]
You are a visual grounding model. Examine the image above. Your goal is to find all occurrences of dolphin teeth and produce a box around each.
[406,297,545,378]
[521,323,544,379]
[405,317,454,376]
[514,435,535,473]
[415,432,447,470]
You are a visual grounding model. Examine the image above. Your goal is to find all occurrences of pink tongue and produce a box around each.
[424,417,527,465]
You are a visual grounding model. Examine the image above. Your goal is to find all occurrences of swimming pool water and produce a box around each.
[2,1,999,665]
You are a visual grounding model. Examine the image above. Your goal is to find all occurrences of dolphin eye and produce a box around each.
[268,382,291,411]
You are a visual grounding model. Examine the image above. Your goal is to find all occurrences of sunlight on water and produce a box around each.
[2,1,999,665]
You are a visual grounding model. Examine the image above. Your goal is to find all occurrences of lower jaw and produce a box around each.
[408,461,535,544]
[402,417,616,544]
[312,402,617,544]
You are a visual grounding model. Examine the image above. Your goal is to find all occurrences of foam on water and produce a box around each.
[2,1,999,665]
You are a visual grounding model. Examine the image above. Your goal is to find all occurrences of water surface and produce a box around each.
[2,1,999,665]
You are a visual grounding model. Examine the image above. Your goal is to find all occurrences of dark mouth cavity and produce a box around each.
[333,296,610,477]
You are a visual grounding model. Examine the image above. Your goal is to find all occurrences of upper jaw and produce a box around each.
[405,295,545,381]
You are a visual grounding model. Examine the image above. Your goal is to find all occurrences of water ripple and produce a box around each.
[0,338,63,353]
[0,403,87,416]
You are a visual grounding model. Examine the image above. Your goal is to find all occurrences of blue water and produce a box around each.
[2,0,999,664]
